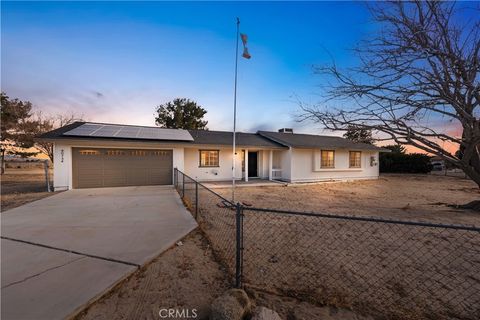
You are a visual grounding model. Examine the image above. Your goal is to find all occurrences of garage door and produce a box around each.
[72,148,172,188]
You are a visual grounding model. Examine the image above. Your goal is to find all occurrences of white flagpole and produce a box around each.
[232,17,240,203]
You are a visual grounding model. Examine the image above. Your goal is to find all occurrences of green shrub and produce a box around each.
[380,152,432,173]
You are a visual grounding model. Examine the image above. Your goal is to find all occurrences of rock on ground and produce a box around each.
[250,306,282,320]
[210,289,251,320]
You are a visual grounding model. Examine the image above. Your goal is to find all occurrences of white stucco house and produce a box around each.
[38,122,388,191]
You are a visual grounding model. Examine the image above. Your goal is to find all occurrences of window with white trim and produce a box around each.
[199,150,219,167]
[321,150,335,168]
[349,151,362,168]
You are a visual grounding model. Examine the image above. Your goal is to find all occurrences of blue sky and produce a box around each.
[2,1,376,133]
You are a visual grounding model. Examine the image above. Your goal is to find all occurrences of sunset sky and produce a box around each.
[1,1,462,152]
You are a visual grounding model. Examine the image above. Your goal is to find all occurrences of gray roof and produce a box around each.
[257,131,389,151]
[37,121,388,151]
[37,122,285,148]
[188,130,284,148]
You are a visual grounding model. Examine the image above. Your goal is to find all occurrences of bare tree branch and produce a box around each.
[34,112,83,162]
[298,1,480,186]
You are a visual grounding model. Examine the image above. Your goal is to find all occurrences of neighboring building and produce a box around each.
[430,156,446,171]
[38,122,389,191]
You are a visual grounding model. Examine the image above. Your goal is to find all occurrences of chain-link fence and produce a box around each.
[430,168,468,179]
[174,169,238,280]
[241,207,480,320]
[174,169,480,320]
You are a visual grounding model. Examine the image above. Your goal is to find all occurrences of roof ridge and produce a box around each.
[257,130,345,138]
[188,129,255,134]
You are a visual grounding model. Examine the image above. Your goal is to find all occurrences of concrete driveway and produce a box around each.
[1,186,197,320]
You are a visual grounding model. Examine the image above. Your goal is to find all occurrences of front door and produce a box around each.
[248,152,258,177]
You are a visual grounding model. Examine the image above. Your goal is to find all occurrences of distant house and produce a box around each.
[430,156,446,171]
[38,122,389,191]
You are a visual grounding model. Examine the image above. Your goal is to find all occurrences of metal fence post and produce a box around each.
[235,203,243,288]
[182,173,185,198]
[195,181,199,219]
[173,168,177,188]
[44,160,51,192]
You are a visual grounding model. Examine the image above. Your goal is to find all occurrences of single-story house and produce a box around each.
[38,122,389,191]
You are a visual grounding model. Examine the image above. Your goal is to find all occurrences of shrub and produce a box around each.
[380,152,432,173]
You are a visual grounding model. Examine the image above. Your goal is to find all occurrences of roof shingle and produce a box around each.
[187,130,284,148]
[257,131,389,151]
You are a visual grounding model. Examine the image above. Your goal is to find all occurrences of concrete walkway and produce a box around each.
[1,186,197,320]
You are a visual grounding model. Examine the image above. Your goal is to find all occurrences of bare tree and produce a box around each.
[298,1,480,186]
[34,113,83,162]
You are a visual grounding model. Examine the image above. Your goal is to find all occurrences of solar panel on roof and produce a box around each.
[63,123,194,141]
[93,125,123,137]
[115,126,141,138]
[65,124,103,136]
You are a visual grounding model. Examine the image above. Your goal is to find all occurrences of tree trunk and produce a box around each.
[462,165,480,188]
[48,149,54,163]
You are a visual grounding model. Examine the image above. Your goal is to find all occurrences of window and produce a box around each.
[106,150,126,156]
[349,151,362,168]
[79,150,100,155]
[152,151,170,156]
[321,150,335,168]
[130,150,147,156]
[199,150,219,167]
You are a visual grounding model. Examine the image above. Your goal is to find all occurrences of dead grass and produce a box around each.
[217,174,480,225]
[1,167,55,212]
[196,174,480,319]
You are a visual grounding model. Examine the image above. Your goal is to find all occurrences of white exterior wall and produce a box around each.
[52,139,380,189]
[53,143,72,191]
[258,150,270,179]
[184,147,243,181]
[289,148,379,182]
[279,148,292,181]
[52,140,185,191]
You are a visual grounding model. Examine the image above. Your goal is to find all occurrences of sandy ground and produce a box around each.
[1,167,55,212]
[78,229,373,320]
[188,174,480,320]
[216,174,480,225]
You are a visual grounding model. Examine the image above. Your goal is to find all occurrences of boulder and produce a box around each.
[250,306,282,320]
[210,289,251,320]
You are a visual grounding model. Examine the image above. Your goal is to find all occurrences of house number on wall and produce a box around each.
[61,149,64,163]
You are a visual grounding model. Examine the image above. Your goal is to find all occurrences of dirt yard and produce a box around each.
[217,174,480,225]
[1,167,55,212]
[78,229,373,320]
[192,174,480,320]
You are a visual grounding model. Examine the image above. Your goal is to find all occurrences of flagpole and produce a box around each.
[232,17,240,203]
